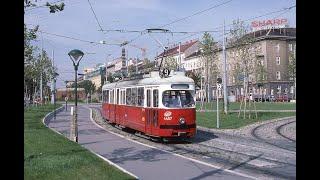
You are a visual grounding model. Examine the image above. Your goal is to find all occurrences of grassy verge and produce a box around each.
[24,104,134,180]
[196,111,296,129]
[196,102,296,110]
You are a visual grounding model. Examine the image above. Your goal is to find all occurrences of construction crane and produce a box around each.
[120,41,147,60]
[100,38,147,59]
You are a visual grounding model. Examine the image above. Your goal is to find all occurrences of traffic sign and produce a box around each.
[217,77,222,84]
[217,84,222,90]
[65,97,68,101]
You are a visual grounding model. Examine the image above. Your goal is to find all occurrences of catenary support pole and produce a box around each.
[217,86,219,128]
[222,20,228,114]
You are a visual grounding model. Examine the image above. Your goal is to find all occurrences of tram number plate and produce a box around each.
[162,68,170,77]
[178,132,187,136]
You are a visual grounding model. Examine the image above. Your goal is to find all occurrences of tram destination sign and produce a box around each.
[251,18,288,31]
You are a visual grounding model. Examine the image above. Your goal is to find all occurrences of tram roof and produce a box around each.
[102,71,194,89]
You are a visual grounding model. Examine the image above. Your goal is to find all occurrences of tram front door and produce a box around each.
[145,88,158,136]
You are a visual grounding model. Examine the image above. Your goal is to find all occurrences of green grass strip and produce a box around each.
[196,102,296,110]
[196,111,296,129]
[24,104,134,180]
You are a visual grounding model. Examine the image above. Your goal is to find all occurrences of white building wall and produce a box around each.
[114,60,123,71]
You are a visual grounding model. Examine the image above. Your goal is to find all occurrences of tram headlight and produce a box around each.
[179,117,186,125]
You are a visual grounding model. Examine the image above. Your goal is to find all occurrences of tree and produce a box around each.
[142,59,156,73]
[24,23,57,102]
[254,56,267,101]
[24,0,65,13]
[200,32,219,103]
[71,80,95,96]
[288,51,296,100]
[106,73,114,83]
[163,56,178,70]
[229,19,257,119]
[185,71,201,89]
[24,0,65,102]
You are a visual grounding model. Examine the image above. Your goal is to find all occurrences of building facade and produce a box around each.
[83,63,106,90]
[218,28,296,99]
[56,88,86,101]
[182,28,296,100]
[156,40,200,70]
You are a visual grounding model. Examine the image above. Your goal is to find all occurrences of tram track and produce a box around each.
[91,106,295,164]
[90,106,296,179]
[276,121,296,142]
[250,118,296,153]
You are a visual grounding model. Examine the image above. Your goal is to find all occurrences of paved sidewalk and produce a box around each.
[47,105,254,180]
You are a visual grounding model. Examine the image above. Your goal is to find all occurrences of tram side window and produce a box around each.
[126,88,131,105]
[102,90,105,102]
[110,90,114,104]
[122,91,125,104]
[153,89,158,107]
[147,90,151,107]
[105,90,109,103]
[131,88,137,106]
[137,87,144,106]
[116,89,120,104]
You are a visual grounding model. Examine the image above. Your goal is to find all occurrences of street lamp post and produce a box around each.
[68,49,84,143]
[53,72,58,120]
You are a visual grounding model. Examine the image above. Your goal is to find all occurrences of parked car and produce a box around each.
[265,95,276,102]
[275,95,292,102]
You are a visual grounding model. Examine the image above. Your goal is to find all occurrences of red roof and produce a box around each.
[157,40,198,58]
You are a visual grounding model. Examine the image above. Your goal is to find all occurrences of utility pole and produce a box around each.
[126,49,129,76]
[51,50,55,104]
[40,51,43,104]
[216,78,222,128]
[178,42,181,71]
[136,56,138,75]
[206,52,209,103]
[222,20,228,114]
[217,87,219,128]
[40,32,44,104]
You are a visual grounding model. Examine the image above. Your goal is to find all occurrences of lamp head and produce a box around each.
[68,49,84,62]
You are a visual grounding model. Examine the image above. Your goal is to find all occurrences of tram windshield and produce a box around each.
[162,90,195,108]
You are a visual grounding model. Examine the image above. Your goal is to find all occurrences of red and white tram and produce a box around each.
[101,71,196,140]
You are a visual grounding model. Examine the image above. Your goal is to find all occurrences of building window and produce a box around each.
[276,71,281,80]
[290,86,294,93]
[276,44,280,53]
[277,85,281,94]
[289,44,293,51]
[276,57,280,65]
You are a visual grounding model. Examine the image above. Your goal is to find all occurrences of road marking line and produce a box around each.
[88,107,258,180]
[247,159,277,168]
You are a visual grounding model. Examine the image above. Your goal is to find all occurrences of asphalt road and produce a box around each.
[47,105,255,180]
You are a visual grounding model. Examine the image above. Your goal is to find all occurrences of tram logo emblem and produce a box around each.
[164,111,172,120]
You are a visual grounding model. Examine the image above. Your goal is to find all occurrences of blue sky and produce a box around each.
[24,0,296,88]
